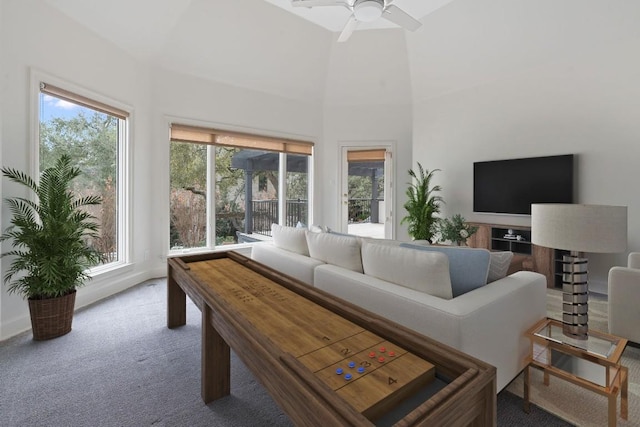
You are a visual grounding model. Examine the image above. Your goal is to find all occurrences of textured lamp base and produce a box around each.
[561,254,589,339]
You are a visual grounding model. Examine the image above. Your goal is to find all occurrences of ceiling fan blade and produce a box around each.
[337,15,359,42]
[382,4,422,31]
[291,0,348,7]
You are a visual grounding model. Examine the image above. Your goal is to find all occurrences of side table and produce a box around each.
[524,318,628,427]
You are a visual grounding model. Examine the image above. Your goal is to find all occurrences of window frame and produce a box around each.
[168,121,314,255]
[31,70,132,276]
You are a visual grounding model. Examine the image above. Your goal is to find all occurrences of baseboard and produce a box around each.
[0,312,32,341]
[149,266,168,279]
[0,268,166,342]
[75,270,155,309]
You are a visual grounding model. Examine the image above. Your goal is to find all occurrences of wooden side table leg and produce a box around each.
[608,392,617,427]
[543,370,550,386]
[524,365,531,413]
[167,268,186,328]
[621,366,628,420]
[201,304,231,404]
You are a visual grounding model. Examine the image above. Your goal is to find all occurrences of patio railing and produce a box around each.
[251,199,308,236]
[348,197,382,224]
[250,198,382,236]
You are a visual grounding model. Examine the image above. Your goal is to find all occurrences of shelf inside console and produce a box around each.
[490,227,532,255]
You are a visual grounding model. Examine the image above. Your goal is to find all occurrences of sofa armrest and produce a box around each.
[313,265,546,391]
[452,271,546,390]
[608,266,640,342]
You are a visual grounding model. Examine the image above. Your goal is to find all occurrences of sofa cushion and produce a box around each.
[271,224,309,256]
[360,237,403,247]
[400,243,490,297]
[361,241,453,299]
[488,251,514,283]
[305,231,363,273]
[251,243,323,285]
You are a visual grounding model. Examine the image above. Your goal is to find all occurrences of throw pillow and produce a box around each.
[399,243,491,297]
[271,223,309,256]
[361,241,453,300]
[309,224,327,233]
[328,230,359,238]
[487,251,514,283]
[305,231,363,273]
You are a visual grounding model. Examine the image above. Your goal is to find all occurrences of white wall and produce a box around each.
[322,30,414,240]
[322,106,412,241]
[0,0,155,339]
[412,2,640,293]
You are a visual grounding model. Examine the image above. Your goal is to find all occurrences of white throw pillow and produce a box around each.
[271,223,309,256]
[305,231,363,273]
[488,251,514,283]
[309,224,326,233]
[361,241,453,300]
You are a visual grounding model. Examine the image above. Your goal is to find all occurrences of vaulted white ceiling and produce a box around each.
[42,0,457,105]
[264,0,455,32]
[42,0,640,105]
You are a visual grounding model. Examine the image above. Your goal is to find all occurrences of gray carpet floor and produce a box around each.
[0,279,571,426]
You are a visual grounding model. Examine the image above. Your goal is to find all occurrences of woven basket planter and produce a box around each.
[28,290,76,340]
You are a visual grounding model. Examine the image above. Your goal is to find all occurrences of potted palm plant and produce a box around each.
[401,163,444,243]
[1,154,102,340]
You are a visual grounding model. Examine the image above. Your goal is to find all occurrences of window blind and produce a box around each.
[40,83,129,120]
[347,149,386,163]
[170,124,313,155]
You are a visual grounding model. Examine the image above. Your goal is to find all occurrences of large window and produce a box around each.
[169,124,312,251]
[38,82,129,268]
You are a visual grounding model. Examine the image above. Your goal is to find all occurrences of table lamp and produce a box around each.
[531,204,627,339]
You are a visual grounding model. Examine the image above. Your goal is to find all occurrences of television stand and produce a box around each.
[467,222,560,288]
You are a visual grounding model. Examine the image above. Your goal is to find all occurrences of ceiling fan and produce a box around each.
[292,0,422,42]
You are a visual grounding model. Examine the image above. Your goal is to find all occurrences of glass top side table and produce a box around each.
[524,318,628,427]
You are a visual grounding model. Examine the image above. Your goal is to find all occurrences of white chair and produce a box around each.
[608,252,640,342]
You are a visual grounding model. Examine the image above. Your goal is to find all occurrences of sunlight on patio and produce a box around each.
[347,222,385,239]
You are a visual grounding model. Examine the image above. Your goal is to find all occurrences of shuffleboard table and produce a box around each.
[167,250,496,426]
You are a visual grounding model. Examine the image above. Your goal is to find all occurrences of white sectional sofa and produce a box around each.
[251,224,547,392]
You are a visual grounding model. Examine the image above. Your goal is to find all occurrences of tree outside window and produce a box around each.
[39,90,125,266]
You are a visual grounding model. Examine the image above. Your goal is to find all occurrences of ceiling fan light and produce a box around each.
[354,0,383,22]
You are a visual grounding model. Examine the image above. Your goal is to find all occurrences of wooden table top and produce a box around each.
[188,257,435,420]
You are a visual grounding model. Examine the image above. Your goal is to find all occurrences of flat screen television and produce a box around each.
[473,154,574,215]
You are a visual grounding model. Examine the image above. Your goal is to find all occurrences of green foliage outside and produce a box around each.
[286,155,309,200]
[169,143,248,248]
[401,163,443,243]
[40,112,117,190]
[40,110,118,263]
[347,167,383,223]
[348,175,384,200]
[1,155,103,299]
